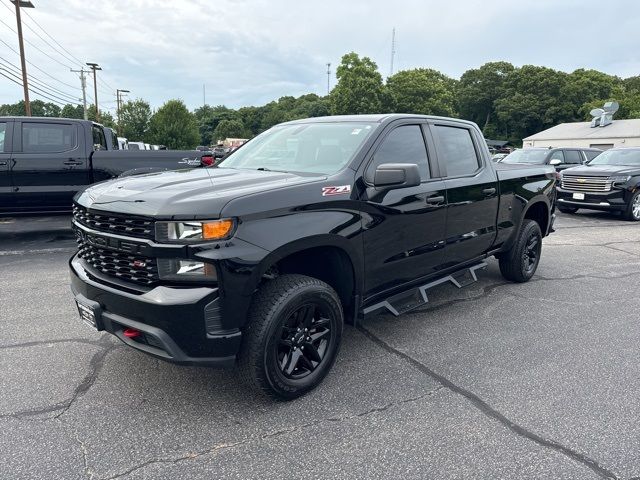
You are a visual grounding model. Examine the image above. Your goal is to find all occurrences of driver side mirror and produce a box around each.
[549,158,562,166]
[373,163,421,189]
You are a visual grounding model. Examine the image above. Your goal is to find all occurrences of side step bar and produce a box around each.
[362,262,487,320]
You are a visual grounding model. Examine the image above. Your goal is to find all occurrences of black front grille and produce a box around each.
[73,205,154,240]
[77,240,159,286]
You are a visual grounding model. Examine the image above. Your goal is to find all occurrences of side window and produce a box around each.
[22,123,77,153]
[584,150,601,162]
[92,126,107,151]
[368,125,430,181]
[433,125,480,177]
[549,150,565,163]
[564,150,582,164]
[0,122,6,153]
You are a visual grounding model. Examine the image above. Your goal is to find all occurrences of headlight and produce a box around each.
[157,258,217,281]
[155,219,236,242]
[609,175,631,184]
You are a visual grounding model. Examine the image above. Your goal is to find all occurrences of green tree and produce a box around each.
[386,68,458,116]
[86,105,116,129]
[494,65,571,142]
[212,119,247,142]
[457,61,514,131]
[562,69,621,120]
[193,105,241,145]
[118,99,152,141]
[0,99,61,117]
[147,99,199,149]
[61,104,84,119]
[330,52,385,115]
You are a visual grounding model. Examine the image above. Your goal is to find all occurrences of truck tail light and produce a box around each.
[201,155,214,167]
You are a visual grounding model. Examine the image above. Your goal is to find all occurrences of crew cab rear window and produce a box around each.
[564,150,582,164]
[22,122,77,153]
[368,125,430,181]
[584,150,601,162]
[92,126,107,151]
[0,122,6,152]
[433,125,480,176]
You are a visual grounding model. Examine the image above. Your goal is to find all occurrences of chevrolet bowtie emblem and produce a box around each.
[577,178,586,183]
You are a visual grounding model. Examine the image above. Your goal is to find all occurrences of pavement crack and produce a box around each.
[69,429,95,480]
[0,338,107,350]
[100,387,444,479]
[0,338,116,420]
[357,325,618,480]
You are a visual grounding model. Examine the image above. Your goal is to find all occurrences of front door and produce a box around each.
[360,123,448,299]
[431,121,499,267]
[11,120,89,210]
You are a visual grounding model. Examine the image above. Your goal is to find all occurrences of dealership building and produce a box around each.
[523,118,640,150]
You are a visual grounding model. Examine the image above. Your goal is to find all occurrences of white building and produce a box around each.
[522,118,640,150]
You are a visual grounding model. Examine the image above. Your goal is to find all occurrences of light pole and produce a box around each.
[116,89,129,128]
[86,62,101,122]
[11,0,35,116]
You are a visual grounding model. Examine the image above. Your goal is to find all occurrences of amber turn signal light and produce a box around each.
[202,219,235,240]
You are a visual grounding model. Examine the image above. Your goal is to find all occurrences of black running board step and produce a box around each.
[362,262,487,319]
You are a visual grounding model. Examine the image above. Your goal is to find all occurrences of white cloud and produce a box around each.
[1,0,639,111]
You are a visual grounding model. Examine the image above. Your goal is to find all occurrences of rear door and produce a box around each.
[361,121,448,298]
[11,119,89,210]
[0,120,14,210]
[555,149,582,171]
[431,121,499,266]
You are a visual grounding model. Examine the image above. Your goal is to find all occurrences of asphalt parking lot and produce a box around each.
[1,210,639,479]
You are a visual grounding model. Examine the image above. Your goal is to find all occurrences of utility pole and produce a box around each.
[326,63,331,95]
[11,0,35,116]
[389,27,396,77]
[86,62,101,122]
[203,84,206,107]
[71,68,88,120]
[116,89,129,127]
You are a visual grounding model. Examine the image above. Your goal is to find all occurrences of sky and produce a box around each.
[0,0,639,114]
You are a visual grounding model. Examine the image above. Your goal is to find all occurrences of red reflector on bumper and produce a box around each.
[123,328,141,338]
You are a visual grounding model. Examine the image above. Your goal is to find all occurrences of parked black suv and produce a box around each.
[70,114,556,399]
[502,147,602,173]
[556,147,640,220]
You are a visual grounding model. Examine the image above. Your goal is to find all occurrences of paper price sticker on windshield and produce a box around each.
[322,185,351,196]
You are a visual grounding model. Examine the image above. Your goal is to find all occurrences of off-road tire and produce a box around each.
[498,219,542,283]
[239,274,343,400]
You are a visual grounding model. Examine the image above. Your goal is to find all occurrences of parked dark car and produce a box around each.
[70,114,556,399]
[556,147,640,220]
[0,117,213,214]
[502,147,602,174]
[212,146,227,159]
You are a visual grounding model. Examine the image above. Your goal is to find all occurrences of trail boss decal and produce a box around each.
[322,185,351,196]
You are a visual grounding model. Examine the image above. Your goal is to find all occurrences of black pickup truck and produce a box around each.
[0,117,212,214]
[69,114,556,399]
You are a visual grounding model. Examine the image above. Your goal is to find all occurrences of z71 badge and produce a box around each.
[322,185,351,196]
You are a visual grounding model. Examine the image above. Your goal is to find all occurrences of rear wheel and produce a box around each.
[498,219,542,283]
[558,206,578,214]
[239,274,343,400]
[623,191,640,221]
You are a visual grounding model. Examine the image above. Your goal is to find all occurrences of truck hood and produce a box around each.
[561,164,640,176]
[75,167,324,218]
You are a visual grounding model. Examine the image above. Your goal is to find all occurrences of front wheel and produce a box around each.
[498,219,543,283]
[239,274,343,400]
[623,191,640,221]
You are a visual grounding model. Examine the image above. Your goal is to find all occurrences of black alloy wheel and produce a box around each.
[239,274,343,399]
[522,233,541,276]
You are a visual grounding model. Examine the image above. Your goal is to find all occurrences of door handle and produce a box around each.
[63,160,83,166]
[482,187,496,195]
[426,195,445,204]
[0,161,6,166]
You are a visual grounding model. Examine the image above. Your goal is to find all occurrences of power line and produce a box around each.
[0,0,82,69]
[0,36,80,91]
[0,16,76,70]
[0,57,80,102]
[0,69,80,107]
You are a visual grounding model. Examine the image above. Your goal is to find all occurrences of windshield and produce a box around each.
[219,122,375,175]
[502,149,549,164]
[588,149,640,166]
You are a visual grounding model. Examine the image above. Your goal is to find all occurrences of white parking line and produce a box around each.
[0,247,76,256]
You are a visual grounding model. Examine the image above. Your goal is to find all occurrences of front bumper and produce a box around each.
[70,255,241,367]
[556,187,628,212]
